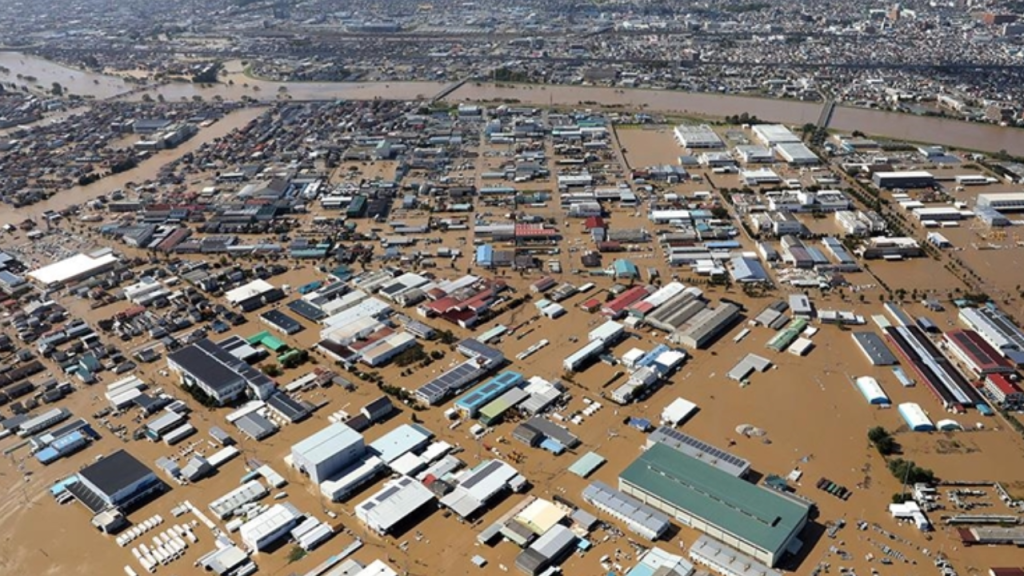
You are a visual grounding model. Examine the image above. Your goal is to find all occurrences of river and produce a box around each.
[1,52,1024,155]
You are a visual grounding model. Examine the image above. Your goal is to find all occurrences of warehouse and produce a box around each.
[943,329,1013,376]
[689,535,781,576]
[775,142,819,165]
[619,443,809,566]
[291,423,365,484]
[672,303,741,349]
[368,423,433,465]
[958,306,1024,358]
[455,371,525,418]
[752,124,801,147]
[515,524,577,576]
[355,476,435,535]
[513,416,580,449]
[67,450,161,514]
[27,251,119,287]
[225,279,283,311]
[582,481,671,540]
[855,376,891,405]
[359,332,418,367]
[977,192,1024,212]
[239,503,301,552]
[647,427,751,477]
[260,309,304,335]
[673,124,724,148]
[661,397,698,427]
[320,456,386,502]
[479,387,530,425]
[871,170,935,189]
[851,332,898,365]
[734,145,774,164]
[563,340,607,372]
[167,338,277,406]
[440,459,525,519]
[898,402,936,431]
[209,480,269,519]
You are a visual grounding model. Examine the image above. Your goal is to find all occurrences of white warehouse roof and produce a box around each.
[28,252,119,286]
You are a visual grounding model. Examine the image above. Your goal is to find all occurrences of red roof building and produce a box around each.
[583,216,606,230]
[984,373,1024,408]
[944,329,1013,376]
[581,298,601,313]
[602,286,650,318]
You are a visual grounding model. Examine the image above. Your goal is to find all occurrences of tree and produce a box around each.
[50,82,62,96]
[261,364,283,377]
[887,458,936,484]
[868,426,897,455]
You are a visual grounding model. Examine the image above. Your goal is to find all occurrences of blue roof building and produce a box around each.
[613,259,639,279]
[454,371,524,418]
[729,256,770,283]
[476,245,494,267]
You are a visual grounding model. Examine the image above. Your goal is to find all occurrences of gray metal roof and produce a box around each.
[582,481,670,537]
[851,331,898,365]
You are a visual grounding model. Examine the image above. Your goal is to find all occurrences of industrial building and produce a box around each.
[851,332,898,366]
[619,443,809,566]
[943,329,1013,376]
[689,535,781,576]
[67,450,162,513]
[440,459,526,519]
[239,503,301,552]
[775,142,819,165]
[673,124,724,149]
[291,422,365,485]
[885,324,984,412]
[856,237,923,260]
[167,338,277,406]
[368,423,433,465]
[977,192,1024,212]
[515,524,577,576]
[27,251,120,287]
[454,371,525,418]
[751,124,801,147]
[671,303,741,349]
[872,171,935,189]
[958,306,1024,363]
[582,481,671,540]
[355,476,435,535]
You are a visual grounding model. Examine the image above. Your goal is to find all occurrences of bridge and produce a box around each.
[817,98,836,129]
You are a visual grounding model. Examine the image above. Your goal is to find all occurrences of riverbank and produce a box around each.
[2,52,1024,154]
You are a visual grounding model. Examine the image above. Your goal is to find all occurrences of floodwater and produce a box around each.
[2,51,1024,154]
[0,106,266,227]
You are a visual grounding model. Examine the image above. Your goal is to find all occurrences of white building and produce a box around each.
[239,504,301,552]
[673,124,724,149]
[751,124,801,147]
[977,192,1024,212]
[28,251,119,287]
[775,142,819,165]
[291,423,365,485]
[740,168,782,186]
[355,476,435,535]
[734,145,774,164]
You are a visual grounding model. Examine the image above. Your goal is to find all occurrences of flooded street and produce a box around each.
[2,51,1024,154]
